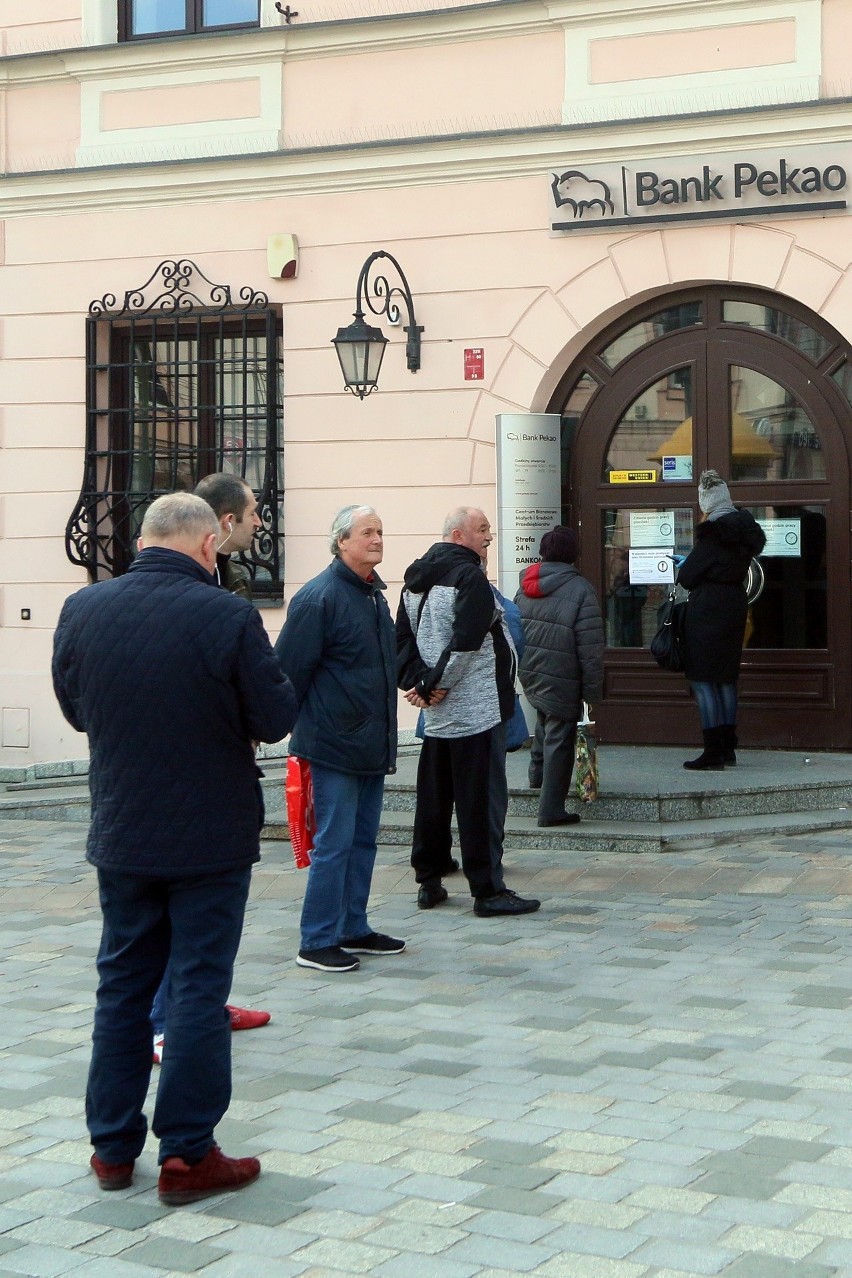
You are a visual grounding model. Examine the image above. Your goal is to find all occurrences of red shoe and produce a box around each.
[227,1005,271,1031]
[90,1152,134,1191]
[158,1143,260,1206]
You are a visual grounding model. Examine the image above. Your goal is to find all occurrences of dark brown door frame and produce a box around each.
[553,286,852,750]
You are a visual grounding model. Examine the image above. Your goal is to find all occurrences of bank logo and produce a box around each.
[551,169,614,220]
[551,155,849,233]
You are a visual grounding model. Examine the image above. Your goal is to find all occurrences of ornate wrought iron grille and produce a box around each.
[66,260,284,601]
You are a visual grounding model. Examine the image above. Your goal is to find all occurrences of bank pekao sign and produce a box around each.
[550,146,849,232]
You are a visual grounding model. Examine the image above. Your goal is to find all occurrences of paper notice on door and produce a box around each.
[628,548,675,584]
[757,518,801,557]
[630,511,675,547]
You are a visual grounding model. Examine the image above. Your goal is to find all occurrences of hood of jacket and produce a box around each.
[696,510,766,556]
[519,561,580,598]
[403,542,482,593]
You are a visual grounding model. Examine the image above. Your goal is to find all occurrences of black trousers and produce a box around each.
[529,712,577,824]
[411,727,504,899]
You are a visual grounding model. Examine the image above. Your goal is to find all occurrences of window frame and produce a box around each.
[118,0,261,41]
[67,259,285,603]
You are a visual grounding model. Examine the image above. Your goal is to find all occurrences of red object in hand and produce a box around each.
[285,755,315,867]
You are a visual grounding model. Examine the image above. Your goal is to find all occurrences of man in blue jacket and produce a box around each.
[275,505,402,973]
[52,493,297,1206]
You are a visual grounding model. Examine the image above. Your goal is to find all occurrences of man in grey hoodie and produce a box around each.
[397,507,540,917]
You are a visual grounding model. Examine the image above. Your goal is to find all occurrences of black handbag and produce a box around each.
[650,591,687,672]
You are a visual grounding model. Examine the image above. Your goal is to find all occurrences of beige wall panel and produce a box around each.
[557,258,626,327]
[3,21,80,55]
[470,442,496,487]
[778,249,843,314]
[3,492,81,541]
[821,0,852,93]
[1,449,85,494]
[2,315,84,361]
[3,176,549,266]
[283,392,474,443]
[282,33,563,146]
[0,405,86,450]
[662,223,734,284]
[730,224,794,289]
[468,391,526,445]
[0,359,84,405]
[0,537,83,583]
[510,290,579,368]
[284,484,495,545]
[610,232,670,297]
[5,83,81,172]
[1,584,87,631]
[284,288,543,351]
[816,267,852,335]
[100,80,263,132]
[588,20,796,85]
[284,437,474,488]
[490,345,548,410]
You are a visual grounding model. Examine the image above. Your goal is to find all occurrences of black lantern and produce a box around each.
[332,250,423,398]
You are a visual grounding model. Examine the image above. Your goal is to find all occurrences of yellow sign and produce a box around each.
[609,469,656,484]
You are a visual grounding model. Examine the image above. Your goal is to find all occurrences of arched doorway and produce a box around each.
[550,285,852,748]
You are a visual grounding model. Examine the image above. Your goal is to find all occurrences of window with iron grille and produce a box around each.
[118,0,260,40]
[66,259,284,602]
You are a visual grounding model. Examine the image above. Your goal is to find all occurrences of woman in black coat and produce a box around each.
[676,470,766,770]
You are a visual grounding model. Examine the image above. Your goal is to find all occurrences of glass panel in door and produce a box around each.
[603,367,694,482]
[729,367,826,481]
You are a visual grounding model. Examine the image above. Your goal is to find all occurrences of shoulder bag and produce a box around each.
[650,591,687,673]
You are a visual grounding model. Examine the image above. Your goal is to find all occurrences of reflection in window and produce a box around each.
[600,303,702,369]
[745,506,827,649]
[604,367,693,481]
[603,508,694,647]
[125,0,260,37]
[831,360,852,408]
[722,302,831,363]
[730,367,825,481]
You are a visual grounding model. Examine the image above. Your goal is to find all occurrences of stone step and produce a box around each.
[262,804,852,855]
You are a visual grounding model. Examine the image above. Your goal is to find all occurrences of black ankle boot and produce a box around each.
[683,728,725,771]
[719,725,738,765]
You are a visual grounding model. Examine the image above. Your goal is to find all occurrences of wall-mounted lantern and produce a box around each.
[332,250,424,399]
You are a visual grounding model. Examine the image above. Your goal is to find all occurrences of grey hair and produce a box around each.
[442,506,478,538]
[140,492,219,542]
[329,504,378,556]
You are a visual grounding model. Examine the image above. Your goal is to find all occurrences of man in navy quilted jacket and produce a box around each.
[275,505,403,973]
[52,493,297,1206]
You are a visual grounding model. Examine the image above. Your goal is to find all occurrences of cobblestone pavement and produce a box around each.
[2,819,852,1278]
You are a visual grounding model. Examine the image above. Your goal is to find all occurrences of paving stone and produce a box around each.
[120,1237,229,1270]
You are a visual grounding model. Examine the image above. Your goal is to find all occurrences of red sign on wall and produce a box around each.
[464,347,484,380]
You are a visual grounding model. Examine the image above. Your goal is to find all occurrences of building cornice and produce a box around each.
[0,0,792,86]
[3,96,852,220]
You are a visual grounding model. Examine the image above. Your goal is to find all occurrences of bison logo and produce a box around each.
[551,170,614,219]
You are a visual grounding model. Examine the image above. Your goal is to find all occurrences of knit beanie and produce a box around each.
[539,526,578,564]
[698,470,734,517]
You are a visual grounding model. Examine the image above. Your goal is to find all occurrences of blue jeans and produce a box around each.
[150,969,168,1036]
[86,865,251,1165]
[300,765,384,950]
[690,681,738,730]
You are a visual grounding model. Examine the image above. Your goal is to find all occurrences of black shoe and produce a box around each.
[296,946,359,972]
[417,883,448,910]
[440,858,460,876]
[340,932,406,955]
[474,890,541,917]
[528,777,542,790]
[538,813,580,827]
[720,725,738,765]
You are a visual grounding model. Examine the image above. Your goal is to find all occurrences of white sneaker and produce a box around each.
[152,1034,165,1065]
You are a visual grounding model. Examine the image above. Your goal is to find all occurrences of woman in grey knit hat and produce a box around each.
[675,471,766,770]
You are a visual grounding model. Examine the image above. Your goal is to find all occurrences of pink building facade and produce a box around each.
[3,0,852,772]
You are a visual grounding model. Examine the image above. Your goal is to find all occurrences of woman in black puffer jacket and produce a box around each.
[676,470,766,770]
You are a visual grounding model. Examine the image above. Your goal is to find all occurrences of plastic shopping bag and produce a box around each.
[574,721,599,803]
[285,755,314,868]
